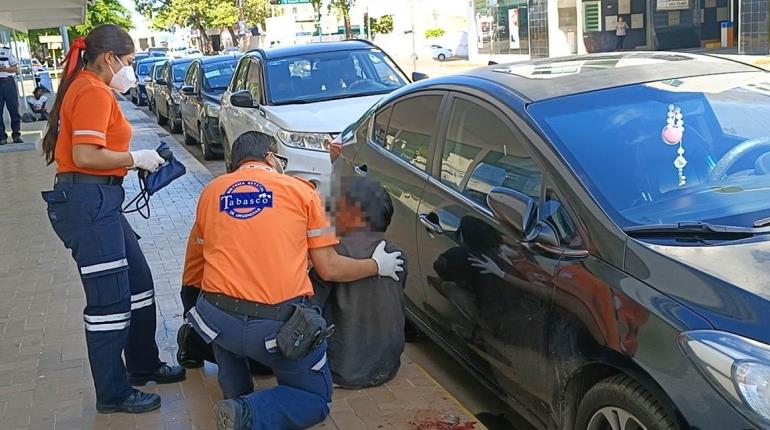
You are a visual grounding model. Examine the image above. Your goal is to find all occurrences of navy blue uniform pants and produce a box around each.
[0,77,20,139]
[190,295,332,430]
[43,183,161,405]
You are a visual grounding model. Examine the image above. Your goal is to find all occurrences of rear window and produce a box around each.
[203,61,237,91]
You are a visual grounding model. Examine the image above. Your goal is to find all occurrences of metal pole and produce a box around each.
[411,0,417,74]
[11,30,27,111]
[60,26,70,53]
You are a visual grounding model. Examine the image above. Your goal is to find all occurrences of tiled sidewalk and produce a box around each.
[0,101,484,430]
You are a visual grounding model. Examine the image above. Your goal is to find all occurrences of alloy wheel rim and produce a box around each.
[587,406,648,430]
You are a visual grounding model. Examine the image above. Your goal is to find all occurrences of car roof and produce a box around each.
[198,54,241,64]
[167,57,195,65]
[249,40,378,60]
[136,56,168,65]
[463,52,762,102]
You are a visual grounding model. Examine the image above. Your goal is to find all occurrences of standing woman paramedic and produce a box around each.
[41,24,185,414]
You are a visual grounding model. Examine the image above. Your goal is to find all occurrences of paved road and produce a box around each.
[137,102,531,430]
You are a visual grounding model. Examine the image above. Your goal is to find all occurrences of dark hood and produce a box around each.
[625,235,770,344]
[201,88,225,105]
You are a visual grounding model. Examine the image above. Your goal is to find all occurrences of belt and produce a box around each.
[55,172,124,185]
[202,292,300,321]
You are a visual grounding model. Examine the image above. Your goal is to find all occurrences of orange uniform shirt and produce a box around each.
[182,162,338,304]
[55,70,132,177]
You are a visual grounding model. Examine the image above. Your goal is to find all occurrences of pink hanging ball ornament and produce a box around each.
[662,124,684,145]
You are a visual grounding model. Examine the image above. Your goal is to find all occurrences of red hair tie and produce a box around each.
[63,37,87,78]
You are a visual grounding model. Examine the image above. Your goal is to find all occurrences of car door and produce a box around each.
[416,93,557,421]
[158,63,172,117]
[349,92,447,315]
[220,56,251,165]
[180,63,197,132]
[191,62,205,137]
[239,57,270,137]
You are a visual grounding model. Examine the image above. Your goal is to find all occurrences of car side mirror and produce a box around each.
[230,90,255,108]
[412,72,429,82]
[487,187,538,240]
[156,78,167,86]
[181,85,196,96]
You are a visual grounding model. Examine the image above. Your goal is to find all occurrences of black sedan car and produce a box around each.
[145,62,165,113]
[332,52,770,430]
[179,54,240,160]
[153,57,195,133]
[130,56,167,106]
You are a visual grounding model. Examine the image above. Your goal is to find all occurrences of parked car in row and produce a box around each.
[153,57,195,133]
[220,40,416,193]
[145,62,165,113]
[331,52,770,430]
[131,56,167,106]
[179,54,240,160]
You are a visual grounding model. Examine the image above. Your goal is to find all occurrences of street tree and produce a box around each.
[151,0,239,52]
[328,0,355,39]
[369,14,394,40]
[425,27,445,39]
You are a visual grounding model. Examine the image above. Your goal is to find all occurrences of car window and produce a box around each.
[543,183,580,247]
[380,95,442,172]
[440,97,543,208]
[173,62,191,82]
[231,58,250,92]
[245,59,262,102]
[184,63,197,85]
[203,60,237,91]
[372,106,392,147]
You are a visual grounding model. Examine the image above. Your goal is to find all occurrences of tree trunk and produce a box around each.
[228,26,240,49]
[343,11,352,39]
[197,24,211,53]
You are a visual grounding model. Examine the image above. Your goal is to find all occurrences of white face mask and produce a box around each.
[107,55,136,93]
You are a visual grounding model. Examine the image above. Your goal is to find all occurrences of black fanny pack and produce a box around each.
[277,304,334,361]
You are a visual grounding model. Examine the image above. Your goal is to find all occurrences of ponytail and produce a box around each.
[41,25,134,166]
[41,37,86,165]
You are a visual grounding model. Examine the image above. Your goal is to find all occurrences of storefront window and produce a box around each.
[474,0,530,55]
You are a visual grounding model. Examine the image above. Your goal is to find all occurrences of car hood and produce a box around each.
[625,235,770,344]
[262,95,384,133]
[202,89,225,105]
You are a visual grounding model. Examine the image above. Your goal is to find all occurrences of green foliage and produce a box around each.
[328,0,355,39]
[424,27,445,39]
[370,14,394,36]
[151,0,238,32]
[243,0,271,28]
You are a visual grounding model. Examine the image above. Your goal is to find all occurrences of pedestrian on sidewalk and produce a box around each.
[0,44,22,144]
[182,131,404,430]
[616,16,629,51]
[40,24,185,415]
[310,176,408,389]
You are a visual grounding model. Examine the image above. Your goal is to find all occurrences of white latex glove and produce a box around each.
[130,149,165,172]
[371,240,404,281]
[468,255,505,279]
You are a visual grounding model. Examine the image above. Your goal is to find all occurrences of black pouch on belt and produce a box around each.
[276,304,334,361]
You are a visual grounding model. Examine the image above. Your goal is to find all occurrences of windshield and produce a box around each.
[529,72,770,230]
[137,61,163,76]
[173,63,191,82]
[203,60,237,91]
[264,49,407,105]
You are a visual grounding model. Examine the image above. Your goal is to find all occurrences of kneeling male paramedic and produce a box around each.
[182,131,404,430]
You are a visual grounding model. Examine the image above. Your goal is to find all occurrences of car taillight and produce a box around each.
[329,135,343,163]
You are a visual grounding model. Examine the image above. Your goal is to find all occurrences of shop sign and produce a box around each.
[657,0,689,10]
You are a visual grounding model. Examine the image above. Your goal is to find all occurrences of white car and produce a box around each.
[430,45,453,62]
[219,40,413,193]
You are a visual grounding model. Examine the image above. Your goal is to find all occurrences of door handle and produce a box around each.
[354,164,368,176]
[419,214,444,234]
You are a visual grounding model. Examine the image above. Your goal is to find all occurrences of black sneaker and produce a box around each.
[129,363,186,386]
[12,136,23,144]
[96,389,161,414]
[214,398,252,430]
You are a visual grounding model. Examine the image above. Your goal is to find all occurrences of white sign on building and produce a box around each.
[508,8,520,49]
[657,0,689,11]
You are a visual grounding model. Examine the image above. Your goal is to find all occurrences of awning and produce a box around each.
[0,0,87,31]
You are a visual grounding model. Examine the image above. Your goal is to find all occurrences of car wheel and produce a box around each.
[576,375,680,430]
[182,121,196,146]
[156,102,168,126]
[438,53,446,62]
[200,125,218,161]
[169,105,182,133]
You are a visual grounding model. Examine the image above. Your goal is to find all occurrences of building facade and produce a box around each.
[468,0,768,61]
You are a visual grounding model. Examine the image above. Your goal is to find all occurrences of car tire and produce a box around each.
[576,374,680,430]
[156,102,168,126]
[200,125,218,161]
[182,122,196,146]
[169,105,182,133]
[438,54,446,62]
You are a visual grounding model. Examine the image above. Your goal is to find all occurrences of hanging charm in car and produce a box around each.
[662,104,687,186]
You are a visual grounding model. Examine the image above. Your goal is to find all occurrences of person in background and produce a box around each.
[616,16,629,51]
[0,44,22,144]
[182,131,404,430]
[26,86,49,121]
[310,176,408,389]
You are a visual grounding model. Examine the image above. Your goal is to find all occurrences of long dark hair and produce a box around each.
[42,24,134,165]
